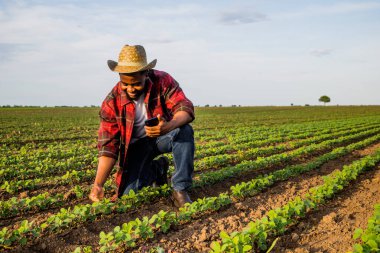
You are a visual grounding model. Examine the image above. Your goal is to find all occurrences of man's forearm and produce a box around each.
[94,156,116,187]
[167,111,193,132]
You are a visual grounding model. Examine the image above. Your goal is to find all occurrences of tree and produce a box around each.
[319,95,331,105]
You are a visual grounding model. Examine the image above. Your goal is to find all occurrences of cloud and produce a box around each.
[0,1,379,106]
[310,48,333,57]
[219,10,267,25]
[0,43,37,63]
[277,2,380,19]
[145,38,176,44]
[319,2,380,14]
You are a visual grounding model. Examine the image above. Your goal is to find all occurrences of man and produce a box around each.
[89,44,195,208]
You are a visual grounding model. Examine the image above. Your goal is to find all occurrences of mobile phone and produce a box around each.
[145,117,159,127]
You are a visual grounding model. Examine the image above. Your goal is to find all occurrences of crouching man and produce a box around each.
[89,44,195,208]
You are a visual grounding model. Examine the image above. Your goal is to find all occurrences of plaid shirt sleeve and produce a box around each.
[163,73,195,121]
[97,95,120,159]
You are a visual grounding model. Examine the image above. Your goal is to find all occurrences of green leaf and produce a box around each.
[243,245,252,251]
[353,244,363,252]
[19,237,27,245]
[353,228,363,240]
[367,239,378,249]
[220,231,230,240]
[156,246,165,253]
[113,226,120,233]
[210,241,222,252]
[73,247,82,253]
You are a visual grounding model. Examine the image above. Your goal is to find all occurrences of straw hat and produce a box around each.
[107,45,157,73]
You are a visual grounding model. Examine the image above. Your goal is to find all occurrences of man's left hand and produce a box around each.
[145,114,173,137]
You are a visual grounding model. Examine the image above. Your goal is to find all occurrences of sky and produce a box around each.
[0,0,379,106]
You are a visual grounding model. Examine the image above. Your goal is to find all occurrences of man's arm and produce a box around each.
[145,72,194,137]
[167,111,193,131]
[94,156,116,187]
[89,156,116,202]
[145,111,192,137]
[161,72,195,121]
[90,96,120,202]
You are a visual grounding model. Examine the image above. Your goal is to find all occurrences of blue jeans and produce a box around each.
[121,124,194,195]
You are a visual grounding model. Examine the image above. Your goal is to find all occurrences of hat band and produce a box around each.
[118,61,147,67]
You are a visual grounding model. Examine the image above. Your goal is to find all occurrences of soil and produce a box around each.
[273,166,380,252]
[7,142,380,253]
[129,142,380,253]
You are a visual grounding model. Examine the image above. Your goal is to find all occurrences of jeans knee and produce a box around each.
[177,124,194,141]
[180,124,193,135]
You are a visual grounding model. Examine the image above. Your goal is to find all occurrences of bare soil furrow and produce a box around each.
[272,166,380,252]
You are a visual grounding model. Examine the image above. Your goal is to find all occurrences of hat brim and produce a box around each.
[107,59,157,73]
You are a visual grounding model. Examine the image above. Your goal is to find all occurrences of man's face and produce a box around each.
[119,72,147,100]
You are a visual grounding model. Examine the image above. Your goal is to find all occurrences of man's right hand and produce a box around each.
[89,184,104,202]
[90,156,116,202]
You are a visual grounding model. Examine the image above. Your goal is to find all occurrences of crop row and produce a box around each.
[0,131,96,147]
[0,121,361,218]
[2,118,376,182]
[201,117,377,144]
[349,204,380,253]
[1,126,378,221]
[0,155,97,184]
[190,109,380,132]
[0,139,95,167]
[0,138,95,158]
[194,127,380,186]
[74,134,380,252]
[208,149,380,252]
[195,122,379,159]
[2,124,378,197]
[0,123,368,218]
[0,181,114,219]
[221,117,375,141]
[2,133,379,250]
[174,123,379,175]
[194,124,379,171]
[2,116,373,161]
[1,116,354,182]
[228,120,371,144]
[195,118,361,143]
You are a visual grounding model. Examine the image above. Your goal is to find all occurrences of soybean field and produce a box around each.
[1,106,380,252]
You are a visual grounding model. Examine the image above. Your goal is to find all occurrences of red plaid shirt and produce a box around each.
[97,70,195,187]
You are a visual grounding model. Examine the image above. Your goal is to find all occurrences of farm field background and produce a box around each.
[1,105,380,252]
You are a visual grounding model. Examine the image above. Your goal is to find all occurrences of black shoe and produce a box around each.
[155,156,169,186]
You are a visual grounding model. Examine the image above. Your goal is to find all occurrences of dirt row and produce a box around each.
[274,163,380,251]
[11,142,380,252]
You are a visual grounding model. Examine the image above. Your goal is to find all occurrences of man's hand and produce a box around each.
[145,114,173,138]
[89,184,104,202]
[90,156,116,202]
